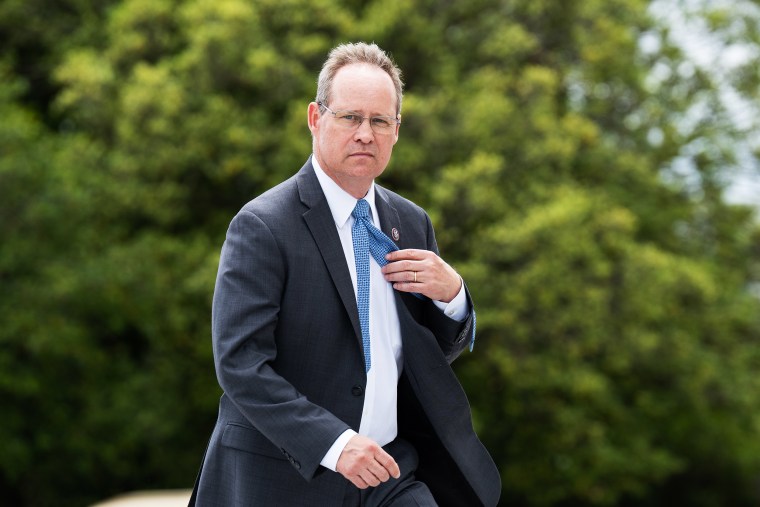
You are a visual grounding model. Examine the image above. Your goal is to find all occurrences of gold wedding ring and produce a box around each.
[414,271,417,283]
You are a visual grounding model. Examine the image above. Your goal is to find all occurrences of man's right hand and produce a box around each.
[335,434,401,489]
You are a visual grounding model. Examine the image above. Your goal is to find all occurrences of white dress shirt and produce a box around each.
[311,156,468,471]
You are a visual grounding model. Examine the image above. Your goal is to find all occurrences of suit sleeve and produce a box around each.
[211,210,350,481]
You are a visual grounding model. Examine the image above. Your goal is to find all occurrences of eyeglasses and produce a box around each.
[318,102,400,134]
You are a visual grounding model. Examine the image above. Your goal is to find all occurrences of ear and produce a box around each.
[392,114,401,144]
[307,102,321,134]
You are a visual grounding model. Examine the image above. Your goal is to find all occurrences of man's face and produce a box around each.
[308,63,400,198]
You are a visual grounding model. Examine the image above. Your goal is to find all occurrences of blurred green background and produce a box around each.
[2,0,759,505]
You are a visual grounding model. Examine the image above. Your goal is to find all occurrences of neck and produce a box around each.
[339,179,371,200]
[325,171,371,199]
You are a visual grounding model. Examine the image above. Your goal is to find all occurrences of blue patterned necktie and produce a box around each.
[351,199,402,372]
[352,199,476,370]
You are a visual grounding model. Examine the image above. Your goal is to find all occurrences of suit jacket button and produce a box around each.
[351,385,364,396]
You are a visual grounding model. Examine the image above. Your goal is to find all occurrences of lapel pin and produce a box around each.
[391,228,400,241]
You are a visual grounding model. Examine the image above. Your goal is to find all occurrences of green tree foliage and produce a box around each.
[1,0,759,505]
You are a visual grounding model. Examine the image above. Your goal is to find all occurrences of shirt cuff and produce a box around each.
[433,277,468,321]
[320,429,357,472]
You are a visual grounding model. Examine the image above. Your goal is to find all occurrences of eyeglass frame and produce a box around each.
[317,101,401,134]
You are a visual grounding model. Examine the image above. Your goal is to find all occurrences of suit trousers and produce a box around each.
[342,438,438,507]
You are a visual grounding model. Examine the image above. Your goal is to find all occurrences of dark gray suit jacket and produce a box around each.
[191,160,501,506]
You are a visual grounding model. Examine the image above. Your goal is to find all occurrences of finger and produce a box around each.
[368,459,391,483]
[387,267,419,281]
[384,271,420,285]
[385,249,426,262]
[392,281,419,294]
[375,449,401,479]
[359,469,381,487]
[382,259,421,275]
[381,259,408,274]
[351,475,370,489]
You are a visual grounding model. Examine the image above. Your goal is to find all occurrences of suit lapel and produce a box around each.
[374,186,407,250]
[296,161,363,343]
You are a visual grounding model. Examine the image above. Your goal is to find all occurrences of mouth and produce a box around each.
[349,152,374,158]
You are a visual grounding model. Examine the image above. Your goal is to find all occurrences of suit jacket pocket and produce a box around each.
[221,422,287,461]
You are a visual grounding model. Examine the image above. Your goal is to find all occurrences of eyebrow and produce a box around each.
[335,108,397,117]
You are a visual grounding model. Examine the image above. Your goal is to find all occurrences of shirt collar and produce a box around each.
[312,155,377,230]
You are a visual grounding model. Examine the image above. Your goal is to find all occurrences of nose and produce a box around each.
[353,118,375,143]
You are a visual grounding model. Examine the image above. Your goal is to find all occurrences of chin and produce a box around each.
[352,166,384,179]
[345,159,381,174]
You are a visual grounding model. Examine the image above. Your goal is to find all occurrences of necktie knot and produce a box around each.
[353,199,370,220]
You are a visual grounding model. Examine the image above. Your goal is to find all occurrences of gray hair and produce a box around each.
[316,42,404,115]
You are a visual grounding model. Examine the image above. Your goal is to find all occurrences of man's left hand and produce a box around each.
[382,249,461,303]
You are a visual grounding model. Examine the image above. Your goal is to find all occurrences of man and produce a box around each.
[191,42,500,506]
